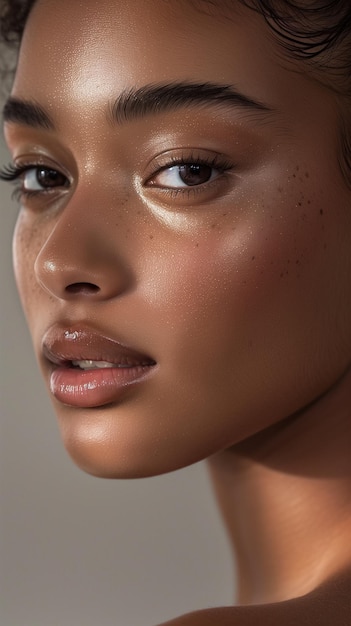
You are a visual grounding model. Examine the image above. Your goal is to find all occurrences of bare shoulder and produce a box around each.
[156,569,351,626]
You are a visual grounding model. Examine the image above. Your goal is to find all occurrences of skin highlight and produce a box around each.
[1,0,351,624]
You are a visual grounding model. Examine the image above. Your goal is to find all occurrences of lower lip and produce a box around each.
[49,365,155,408]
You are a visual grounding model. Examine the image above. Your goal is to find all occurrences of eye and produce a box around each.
[0,162,70,196]
[150,162,220,189]
[22,167,68,191]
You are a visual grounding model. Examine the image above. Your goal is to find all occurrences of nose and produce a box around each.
[34,193,132,301]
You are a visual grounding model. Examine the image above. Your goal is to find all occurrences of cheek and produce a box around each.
[144,198,320,327]
[137,185,346,422]
[13,214,34,305]
[12,213,48,333]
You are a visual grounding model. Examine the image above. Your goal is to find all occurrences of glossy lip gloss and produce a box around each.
[42,325,157,408]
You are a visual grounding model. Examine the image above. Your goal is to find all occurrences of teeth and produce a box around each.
[72,360,118,370]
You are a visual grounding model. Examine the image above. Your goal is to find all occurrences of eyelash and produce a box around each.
[0,153,234,203]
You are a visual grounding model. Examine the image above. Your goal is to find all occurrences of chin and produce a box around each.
[58,419,204,480]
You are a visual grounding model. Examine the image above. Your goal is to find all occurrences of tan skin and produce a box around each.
[3,0,351,623]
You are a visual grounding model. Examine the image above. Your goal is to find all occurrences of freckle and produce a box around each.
[286,271,289,275]
[280,272,284,278]
[307,200,311,204]
[296,165,299,171]
[305,172,309,178]
[222,212,228,217]
[287,259,290,264]
[293,174,296,178]
[149,234,154,239]
[320,209,324,215]
[195,243,199,247]
[137,210,142,215]
[211,223,217,229]
[277,186,283,193]
[251,256,255,261]
[298,202,302,206]
[296,259,300,264]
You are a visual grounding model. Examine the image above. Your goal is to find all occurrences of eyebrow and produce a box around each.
[2,97,55,130]
[2,81,273,131]
[109,81,273,124]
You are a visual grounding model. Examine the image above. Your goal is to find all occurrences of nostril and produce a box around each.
[65,282,100,295]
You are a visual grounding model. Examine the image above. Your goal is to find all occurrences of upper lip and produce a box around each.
[42,323,156,368]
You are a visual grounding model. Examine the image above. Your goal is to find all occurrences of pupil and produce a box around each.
[37,168,65,187]
[179,164,212,186]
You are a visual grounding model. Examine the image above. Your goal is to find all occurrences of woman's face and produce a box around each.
[4,0,351,477]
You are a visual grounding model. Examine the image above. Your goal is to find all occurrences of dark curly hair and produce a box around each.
[0,0,35,43]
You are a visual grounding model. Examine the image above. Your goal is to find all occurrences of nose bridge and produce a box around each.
[34,186,132,300]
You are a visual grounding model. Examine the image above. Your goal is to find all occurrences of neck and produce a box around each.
[207,367,351,606]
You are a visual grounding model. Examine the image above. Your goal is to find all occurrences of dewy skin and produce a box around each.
[1,1,351,624]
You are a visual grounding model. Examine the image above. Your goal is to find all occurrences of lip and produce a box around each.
[42,323,157,408]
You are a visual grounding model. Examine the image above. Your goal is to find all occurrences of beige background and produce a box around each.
[0,126,234,624]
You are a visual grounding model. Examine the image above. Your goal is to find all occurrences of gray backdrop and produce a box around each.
[0,128,234,625]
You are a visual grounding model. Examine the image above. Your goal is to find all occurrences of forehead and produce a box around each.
[13,0,284,109]
[21,0,247,75]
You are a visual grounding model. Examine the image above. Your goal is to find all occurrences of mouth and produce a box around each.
[42,324,157,408]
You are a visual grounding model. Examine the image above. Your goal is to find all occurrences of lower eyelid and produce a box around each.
[149,172,233,204]
[13,187,63,203]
